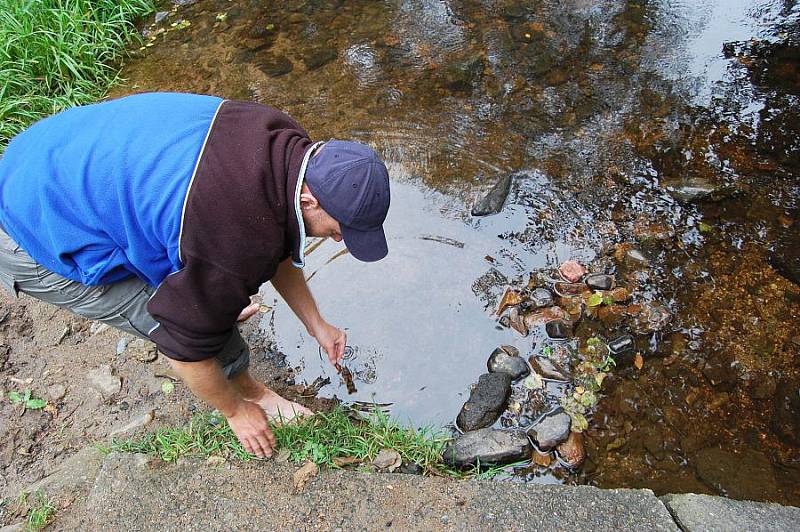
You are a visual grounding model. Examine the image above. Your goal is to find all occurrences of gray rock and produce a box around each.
[443,56,484,93]
[154,11,169,24]
[471,174,512,216]
[90,322,110,335]
[770,225,800,286]
[456,373,512,432]
[624,248,650,269]
[87,365,121,399]
[487,347,530,381]
[661,493,800,532]
[116,337,129,355]
[528,410,571,450]
[527,356,570,380]
[109,410,155,437]
[443,428,531,467]
[585,273,615,291]
[530,288,554,308]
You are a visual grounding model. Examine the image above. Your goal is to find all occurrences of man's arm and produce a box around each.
[167,358,276,458]
[271,257,346,365]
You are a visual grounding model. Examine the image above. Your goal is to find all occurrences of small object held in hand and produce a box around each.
[335,359,357,395]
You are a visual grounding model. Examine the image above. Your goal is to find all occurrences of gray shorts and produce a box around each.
[0,227,249,377]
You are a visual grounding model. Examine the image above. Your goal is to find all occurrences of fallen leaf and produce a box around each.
[43,403,58,416]
[496,287,522,316]
[372,448,402,472]
[587,293,603,307]
[292,460,319,493]
[634,353,644,370]
[161,381,175,395]
[332,455,361,468]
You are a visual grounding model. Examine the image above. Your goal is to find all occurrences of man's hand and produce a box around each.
[226,399,276,458]
[237,301,260,322]
[311,321,347,366]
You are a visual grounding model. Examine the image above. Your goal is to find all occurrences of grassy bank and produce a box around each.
[0,0,156,149]
[108,408,516,479]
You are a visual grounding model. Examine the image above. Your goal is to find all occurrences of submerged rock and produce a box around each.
[256,54,293,77]
[770,226,800,286]
[585,273,615,291]
[530,288,554,308]
[545,319,572,339]
[456,373,512,432]
[771,379,800,445]
[528,356,570,380]
[608,335,635,355]
[668,177,731,203]
[443,428,532,467]
[303,48,337,71]
[527,410,571,450]
[487,347,530,381]
[471,174,512,216]
[693,447,780,501]
[559,260,587,283]
[556,431,586,468]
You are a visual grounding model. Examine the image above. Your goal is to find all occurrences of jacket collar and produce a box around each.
[286,140,324,268]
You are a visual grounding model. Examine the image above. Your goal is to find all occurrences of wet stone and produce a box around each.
[668,177,724,203]
[530,287,554,308]
[456,373,512,432]
[443,56,484,93]
[443,428,531,468]
[528,410,571,450]
[527,356,570,381]
[702,356,739,391]
[545,319,571,339]
[608,334,635,355]
[559,260,587,283]
[556,431,586,468]
[471,174,512,217]
[585,273,615,291]
[487,347,530,381]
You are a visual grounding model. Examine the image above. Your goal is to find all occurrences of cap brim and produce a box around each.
[341,224,388,262]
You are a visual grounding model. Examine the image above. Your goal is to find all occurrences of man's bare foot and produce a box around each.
[245,387,313,424]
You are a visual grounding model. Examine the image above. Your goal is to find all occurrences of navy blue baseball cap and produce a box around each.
[305,140,390,262]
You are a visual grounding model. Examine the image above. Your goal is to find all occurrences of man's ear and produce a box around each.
[299,192,319,211]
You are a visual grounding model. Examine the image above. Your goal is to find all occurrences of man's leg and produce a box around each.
[215,330,312,422]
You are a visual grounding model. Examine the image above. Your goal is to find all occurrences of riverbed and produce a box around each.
[115,0,800,504]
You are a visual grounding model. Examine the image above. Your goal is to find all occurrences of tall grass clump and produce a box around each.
[0,0,156,149]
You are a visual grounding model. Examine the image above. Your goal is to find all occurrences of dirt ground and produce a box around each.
[0,288,328,514]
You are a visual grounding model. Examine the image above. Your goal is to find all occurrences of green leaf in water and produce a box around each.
[542,346,553,357]
[579,390,597,408]
[161,381,175,395]
[587,292,603,307]
[587,337,603,347]
[602,295,615,306]
[523,373,544,390]
[570,412,589,433]
[698,222,713,233]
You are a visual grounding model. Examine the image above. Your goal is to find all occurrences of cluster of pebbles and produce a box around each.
[444,260,641,471]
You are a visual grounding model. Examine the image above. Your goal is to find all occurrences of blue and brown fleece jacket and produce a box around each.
[0,92,314,362]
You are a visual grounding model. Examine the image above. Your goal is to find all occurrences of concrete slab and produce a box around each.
[75,453,679,531]
[661,493,800,532]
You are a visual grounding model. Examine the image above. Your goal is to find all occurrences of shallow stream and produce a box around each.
[118,0,800,503]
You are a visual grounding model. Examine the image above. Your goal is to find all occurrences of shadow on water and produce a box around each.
[118,0,800,502]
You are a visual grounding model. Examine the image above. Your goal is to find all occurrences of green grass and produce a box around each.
[108,408,523,479]
[23,490,55,531]
[0,0,156,150]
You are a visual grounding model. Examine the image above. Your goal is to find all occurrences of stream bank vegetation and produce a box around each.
[107,407,517,479]
[0,0,155,150]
